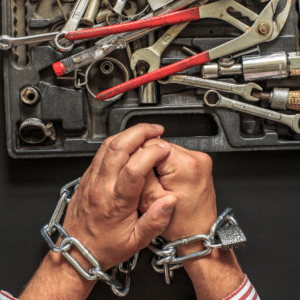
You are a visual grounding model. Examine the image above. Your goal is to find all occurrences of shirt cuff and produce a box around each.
[223,274,260,300]
[1,275,260,300]
[0,291,18,300]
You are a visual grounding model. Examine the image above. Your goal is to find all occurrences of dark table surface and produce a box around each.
[1,20,300,300]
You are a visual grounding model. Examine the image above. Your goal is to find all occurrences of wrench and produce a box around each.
[55,0,91,52]
[130,22,189,73]
[0,32,58,50]
[159,75,263,101]
[130,1,207,73]
[0,19,109,51]
[204,90,300,134]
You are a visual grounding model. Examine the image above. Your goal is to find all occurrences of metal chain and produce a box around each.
[41,178,138,294]
[149,208,238,284]
[40,180,243,292]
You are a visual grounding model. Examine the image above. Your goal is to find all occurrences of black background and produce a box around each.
[1,17,300,300]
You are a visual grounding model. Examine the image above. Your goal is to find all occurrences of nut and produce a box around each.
[20,87,40,105]
[258,23,270,35]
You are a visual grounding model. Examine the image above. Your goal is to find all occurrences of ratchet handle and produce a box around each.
[96,50,211,100]
[66,7,201,41]
[287,91,300,111]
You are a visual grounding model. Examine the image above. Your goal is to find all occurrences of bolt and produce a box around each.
[258,23,270,35]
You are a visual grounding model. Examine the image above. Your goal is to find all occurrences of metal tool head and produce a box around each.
[243,83,263,101]
[251,0,291,43]
[199,0,259,33]
[209,0,292,61]
[148,0,175,12]
[267,0,292,42]
[130,48,160,73]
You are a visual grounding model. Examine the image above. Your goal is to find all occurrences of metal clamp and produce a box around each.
[85,57,129,101]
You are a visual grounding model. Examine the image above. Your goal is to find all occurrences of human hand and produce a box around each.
[62,124,177,273]
[139,140,216,248]
[139,140,244,300]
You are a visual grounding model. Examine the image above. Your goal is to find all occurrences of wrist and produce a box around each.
[44,250,97,290]
[182,249,244,300]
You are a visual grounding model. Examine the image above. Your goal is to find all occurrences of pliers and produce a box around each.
[95,0,292,101]
[65,0,258,40]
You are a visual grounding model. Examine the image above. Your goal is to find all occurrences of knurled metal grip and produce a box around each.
[287,90,300,111]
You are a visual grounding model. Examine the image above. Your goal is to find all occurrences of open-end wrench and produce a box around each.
[204,90,300,134]
[130,22,190,73]
[96,0,292,101]
[159,75,263,101]
[130,1,207,73]
[54,0,90,52]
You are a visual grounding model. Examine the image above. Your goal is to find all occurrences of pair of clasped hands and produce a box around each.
[20,123,243,300]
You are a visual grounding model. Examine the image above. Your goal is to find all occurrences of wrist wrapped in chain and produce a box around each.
[148,208,247,284]
[40,178,138,297]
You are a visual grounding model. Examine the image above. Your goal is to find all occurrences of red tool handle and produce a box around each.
[66,7,201,41]
[96,51,211,101]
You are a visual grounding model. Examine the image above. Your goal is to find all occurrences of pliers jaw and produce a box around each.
[209,0,292,61]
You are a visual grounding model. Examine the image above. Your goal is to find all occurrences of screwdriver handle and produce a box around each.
[65,7,200,40]
[287,91,300,111]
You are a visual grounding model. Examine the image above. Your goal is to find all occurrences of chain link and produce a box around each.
[149,208,240,284]
[41,178,129,292]
[40,180,244,292]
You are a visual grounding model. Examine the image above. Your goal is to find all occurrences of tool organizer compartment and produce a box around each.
[2,0,300,158]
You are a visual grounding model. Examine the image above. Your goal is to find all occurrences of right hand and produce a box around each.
[139,140,217,252]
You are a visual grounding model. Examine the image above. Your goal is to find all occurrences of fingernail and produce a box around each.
[158,143,170,150]
[152,124,164,130]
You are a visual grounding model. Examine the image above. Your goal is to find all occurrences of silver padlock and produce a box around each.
[216,220,247,250]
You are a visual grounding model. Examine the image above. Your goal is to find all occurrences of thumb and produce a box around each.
[131,195,177,251]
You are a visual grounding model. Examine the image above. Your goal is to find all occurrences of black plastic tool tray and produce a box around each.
[2,0,300,158]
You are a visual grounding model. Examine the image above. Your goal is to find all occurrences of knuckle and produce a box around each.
[198,152,213,173]
[123,164,140,184]
[108,139,122,152]
[88,183,101,203]
[102,136,114,148]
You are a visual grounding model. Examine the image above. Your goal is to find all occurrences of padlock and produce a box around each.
[216,222,247,250]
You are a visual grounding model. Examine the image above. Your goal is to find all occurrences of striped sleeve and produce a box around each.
[1,275,259,300]
[0,291,18,300]
[223,275,260,300]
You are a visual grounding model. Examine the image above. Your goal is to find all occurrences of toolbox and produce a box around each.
[2,0,300,158]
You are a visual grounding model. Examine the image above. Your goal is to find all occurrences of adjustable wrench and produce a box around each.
[204,90,300,134]
[54,0,90,52]
[159,75,263,101]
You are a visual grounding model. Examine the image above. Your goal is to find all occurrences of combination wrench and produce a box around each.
[159,75,262,101]
[204,90,300,134]
[54,0,90,52]
[0,32,58,50]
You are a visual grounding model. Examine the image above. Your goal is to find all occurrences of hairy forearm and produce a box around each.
[182,248,244,300]
[19,251,96,300]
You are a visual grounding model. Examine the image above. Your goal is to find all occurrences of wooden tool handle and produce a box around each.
[96,51,211,101]
[66,7,200,40]
[287,91,300,111]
